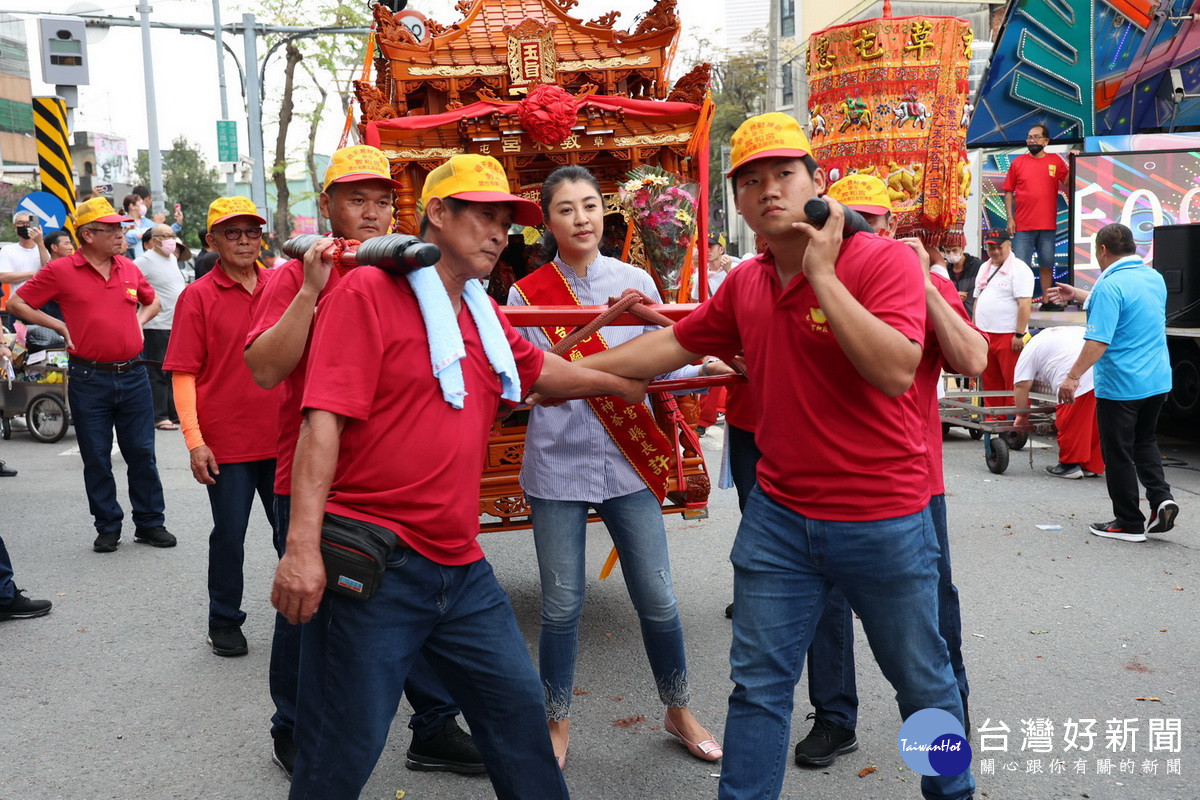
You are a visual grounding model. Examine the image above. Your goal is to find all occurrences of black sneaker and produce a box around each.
[1039,301,1065,312]
[0,588,52,620]
[134,525,177,548]
[272,732,297,780]
[208,625,249,657]
[1089,520,1146,543]
[1044,462,1083,479]
[93,531,121,552]
[406,717,486,774]
[794,713,858,767]
[725,602,734,619]
[0,460,16,477]
[1147,499,1179,534]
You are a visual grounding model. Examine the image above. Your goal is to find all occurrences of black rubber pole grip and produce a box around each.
[803,197,876,237]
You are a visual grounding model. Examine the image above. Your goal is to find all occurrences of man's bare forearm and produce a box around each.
[245,286,320,389]
[288,410,344,555]
[6,295,62,331]
[575,326,700,380]
[532,352,646,402]
[1013,380,1032,413]
[1067,339,1107,380]
[137,297,161,326]
[1015,298,1032,334]
[927,284,988,376]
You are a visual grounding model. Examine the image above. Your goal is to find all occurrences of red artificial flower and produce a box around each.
[518,84,577,145]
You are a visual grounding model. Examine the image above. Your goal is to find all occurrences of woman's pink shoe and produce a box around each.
[664,714,723,761]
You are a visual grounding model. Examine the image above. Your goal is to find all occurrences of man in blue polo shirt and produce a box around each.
[1050,223,1178,542]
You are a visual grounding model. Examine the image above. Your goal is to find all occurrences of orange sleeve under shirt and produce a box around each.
[171,372,205,451]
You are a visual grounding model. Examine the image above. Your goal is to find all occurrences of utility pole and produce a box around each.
[243,13,268,222]
[767,0,779,113]
[137,0,165,211]
[212,0,235,195]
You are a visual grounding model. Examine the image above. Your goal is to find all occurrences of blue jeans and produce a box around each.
[0,534,14,603]
[528,489,691,720]
[268,495,459,743]
[807,494,969,730]
[719,488,974,800]
[206,459,277,628]
[1012,228,1057,290]
[289,550,567,800]
[67,362,165,535]
[728,423,762,512]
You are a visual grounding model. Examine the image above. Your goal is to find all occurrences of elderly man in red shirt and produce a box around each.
[9,197,174,553]
[164,196,282,659]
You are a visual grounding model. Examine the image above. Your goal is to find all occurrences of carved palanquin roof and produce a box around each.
[375,0,680,88]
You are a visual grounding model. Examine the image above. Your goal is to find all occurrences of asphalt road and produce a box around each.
[2,421,1197,800]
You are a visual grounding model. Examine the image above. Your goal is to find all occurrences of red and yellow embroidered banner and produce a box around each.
[807,15,972,246]
[513,263,674,501]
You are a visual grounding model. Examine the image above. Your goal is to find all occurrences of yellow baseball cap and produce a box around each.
[206,196,266,231]
[826,174,891,215]
[323,144,403,191]
[74,196,132,227]
[728,112,813,177]
[420,154,543,226]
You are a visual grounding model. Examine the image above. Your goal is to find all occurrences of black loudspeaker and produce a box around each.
[1152,224,1200,326]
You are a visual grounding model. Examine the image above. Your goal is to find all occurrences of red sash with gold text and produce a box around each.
[514,263,672,501]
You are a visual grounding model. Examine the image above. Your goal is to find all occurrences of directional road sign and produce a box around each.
[18,191,69,230]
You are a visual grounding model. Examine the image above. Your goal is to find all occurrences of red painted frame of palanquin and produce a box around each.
[355,0,717,532]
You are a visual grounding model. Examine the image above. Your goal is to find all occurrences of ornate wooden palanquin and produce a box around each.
[354,0,717,532]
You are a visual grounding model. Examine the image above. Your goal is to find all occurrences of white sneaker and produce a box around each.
[1089,520,1147,543]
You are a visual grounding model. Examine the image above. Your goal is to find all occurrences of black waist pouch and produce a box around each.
[320,512,398,600]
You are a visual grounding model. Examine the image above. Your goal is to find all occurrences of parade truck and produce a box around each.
[1070,145,1200,423]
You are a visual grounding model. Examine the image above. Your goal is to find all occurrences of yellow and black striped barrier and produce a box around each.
[33,96,76,235]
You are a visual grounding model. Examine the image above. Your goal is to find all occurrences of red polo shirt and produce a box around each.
[245,258,345,495]
[164,263,281,463]
[16,252,155,363]
[302,267,545,566]
[1002,153,1067,231]
[919,274,980,495]
[673,234,929,521]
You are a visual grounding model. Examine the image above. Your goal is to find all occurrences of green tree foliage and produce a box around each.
[0,181,40,241]
[250,0,371,238]
[708,39,767,213]
[135,137,222,249]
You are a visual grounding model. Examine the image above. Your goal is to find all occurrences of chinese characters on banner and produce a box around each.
[807,16,973,245]
[976,717,1183,777]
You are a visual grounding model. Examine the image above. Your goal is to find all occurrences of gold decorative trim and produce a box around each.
[508,23,557,85]
[560,55,652,71]
[613,132,692,146]
[407,65,506,77]
[380,146,466,159]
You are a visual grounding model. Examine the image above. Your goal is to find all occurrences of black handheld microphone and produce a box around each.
[803,197,876,237]
[281,233,441,276]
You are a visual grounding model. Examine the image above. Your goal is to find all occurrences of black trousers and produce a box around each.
[141,329,177,423]
[1096,394,1173,528]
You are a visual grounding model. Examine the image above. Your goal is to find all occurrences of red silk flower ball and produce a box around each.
[518,84,577,146]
